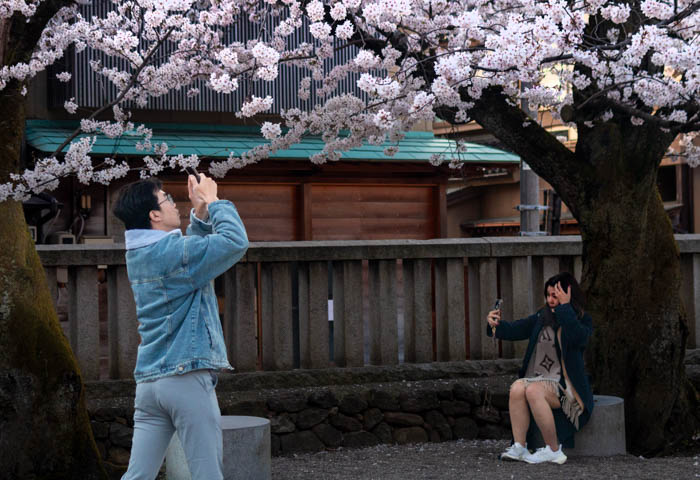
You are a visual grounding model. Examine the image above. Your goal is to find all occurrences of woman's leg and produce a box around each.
[524,382,561,450]
[509,380,529,445]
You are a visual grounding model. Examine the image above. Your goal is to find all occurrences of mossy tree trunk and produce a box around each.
[575,122,697,454]
[0,6,107,479]
[466,87,699,454]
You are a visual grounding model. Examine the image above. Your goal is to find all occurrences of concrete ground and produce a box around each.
[271,439,699,480]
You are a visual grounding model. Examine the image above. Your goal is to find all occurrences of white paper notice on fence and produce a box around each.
[328,300,333,322]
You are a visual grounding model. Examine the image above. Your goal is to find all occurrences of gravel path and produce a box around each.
[272,439,699,480]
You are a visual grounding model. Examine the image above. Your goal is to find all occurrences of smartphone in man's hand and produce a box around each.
[185,167,201,183]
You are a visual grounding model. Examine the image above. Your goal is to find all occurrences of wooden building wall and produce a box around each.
[30,160,448,243]
[164,181,300,241]
[311,184,438,240]
[161,181,442,241]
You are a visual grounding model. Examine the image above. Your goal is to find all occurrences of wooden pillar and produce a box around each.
[224,264,258,371]
[402,259,433,363]
[69,266,100,380]
[435,183,447,238]
[298,261,330,368]
[332,260,364,367]
[260,262,294,370]
[368,259,399,365]
[107,266,139,380]
[299,183,312,240]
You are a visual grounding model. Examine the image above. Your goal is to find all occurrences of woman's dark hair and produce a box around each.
[542,272,586,327]
[113,179,162,230]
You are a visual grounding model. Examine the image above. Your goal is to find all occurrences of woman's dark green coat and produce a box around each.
[486,303,594,448]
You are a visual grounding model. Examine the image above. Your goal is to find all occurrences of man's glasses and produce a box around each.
[158,193,174,206]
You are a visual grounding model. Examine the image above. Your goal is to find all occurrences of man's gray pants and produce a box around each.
[121,369,223,480]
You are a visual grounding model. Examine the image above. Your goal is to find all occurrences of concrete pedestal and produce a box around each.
[566,395,626,456]
[530,395,626,456]
[166,416,271,480]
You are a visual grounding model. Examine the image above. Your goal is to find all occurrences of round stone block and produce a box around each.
[166,415,271,480]
[566,395,626,456]
[528,395,626,456]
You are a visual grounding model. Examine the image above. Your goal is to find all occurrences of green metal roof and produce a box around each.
[25,119,520,164]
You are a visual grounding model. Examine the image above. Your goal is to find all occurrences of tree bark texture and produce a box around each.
[468,93,698,454]
[1,5,107,478]
[575,122,698,455]
[0,201,106,479]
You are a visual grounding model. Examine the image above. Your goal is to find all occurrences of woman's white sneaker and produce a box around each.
[500,442,529,461]
[524,445,567,464]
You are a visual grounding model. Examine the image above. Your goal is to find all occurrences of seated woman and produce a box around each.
[486,272,594,464]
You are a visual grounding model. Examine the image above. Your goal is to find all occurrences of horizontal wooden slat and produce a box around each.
[313,219,435,240]
[43,236,700,265]
[313,219,434,232]
[317,232,436,241]
[37,238,497,265]
[243,221,297,241]
[313,202,433,219]
[312,185,435,203]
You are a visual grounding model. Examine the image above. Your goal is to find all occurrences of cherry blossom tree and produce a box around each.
[1,0,699,471]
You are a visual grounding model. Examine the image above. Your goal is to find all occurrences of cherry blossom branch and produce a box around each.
[50,25,177,157]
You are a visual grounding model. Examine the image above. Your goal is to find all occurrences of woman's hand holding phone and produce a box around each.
[487,309,501,329]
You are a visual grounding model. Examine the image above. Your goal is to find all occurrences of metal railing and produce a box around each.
[37,235,700,380]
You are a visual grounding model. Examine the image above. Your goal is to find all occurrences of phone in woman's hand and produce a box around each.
[491,298,503,346]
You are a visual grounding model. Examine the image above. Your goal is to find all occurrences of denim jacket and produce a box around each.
[124,200,248,383]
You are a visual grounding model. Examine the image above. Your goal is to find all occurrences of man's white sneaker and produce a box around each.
[524,444,567,464]
[500,442,529,462]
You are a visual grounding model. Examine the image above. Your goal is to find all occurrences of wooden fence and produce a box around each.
[37,235,700,380]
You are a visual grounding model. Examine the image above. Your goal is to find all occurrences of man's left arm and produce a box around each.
[186,208,213,237]
[186,174,214,237]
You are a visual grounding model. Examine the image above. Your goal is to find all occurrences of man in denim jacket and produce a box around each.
[113,174,248,480]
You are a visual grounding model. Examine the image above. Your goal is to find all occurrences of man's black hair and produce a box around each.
[113,178,162,230]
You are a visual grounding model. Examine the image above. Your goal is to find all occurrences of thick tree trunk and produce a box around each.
[576,123,699,455]
[0,81,106,477]
[581,187,697,454]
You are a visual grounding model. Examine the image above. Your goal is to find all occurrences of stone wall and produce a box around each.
[260,378,514,455]
[89,377,516,462]
[87,352,700,465]
[86,360,520,466]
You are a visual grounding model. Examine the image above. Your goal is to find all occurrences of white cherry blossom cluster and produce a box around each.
[1,0,700,200]
[335,20,354,40]
[237,95,274,117]
[330,2,346,21]
[251,42,280,67]
[309,22,332,40]
[305,1,325,22]
[678,133,700,167]
[600,4,631,24]
[209,72,238,93]
[261,122,282,140]
[373,109,394,130]
[0,0,41,19]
